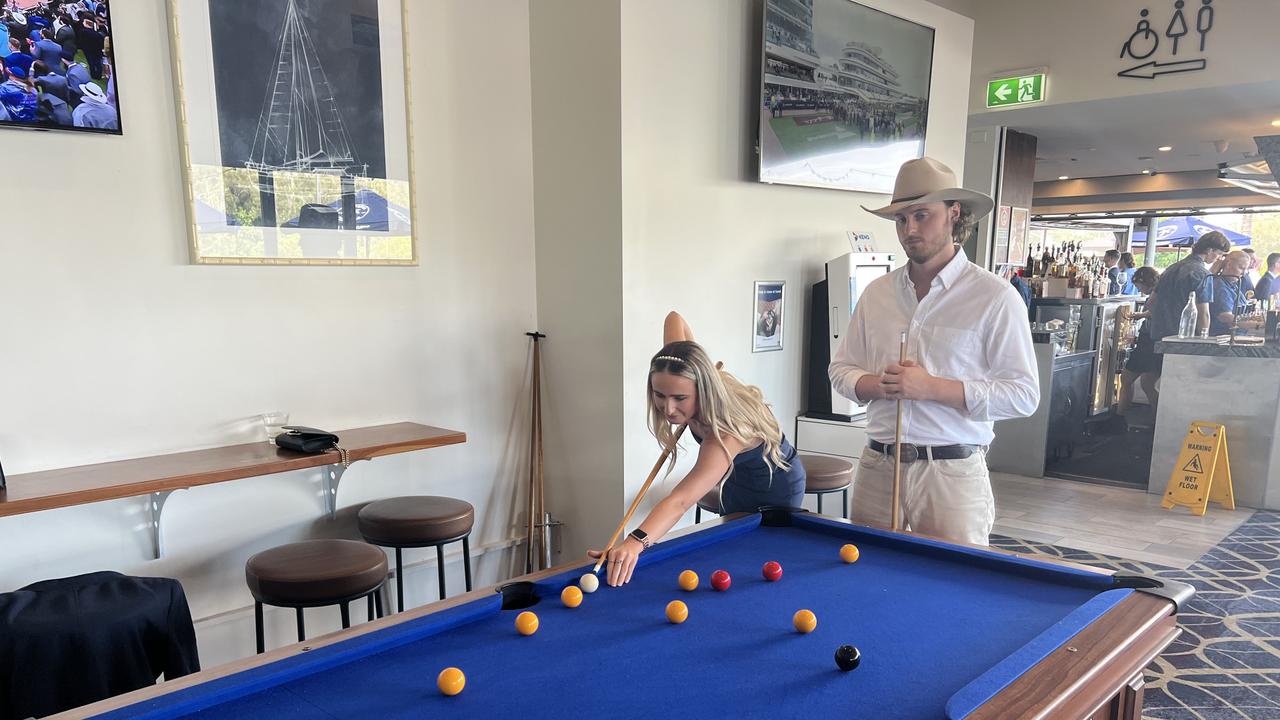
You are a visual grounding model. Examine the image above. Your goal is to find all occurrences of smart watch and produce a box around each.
[628,528,652,550]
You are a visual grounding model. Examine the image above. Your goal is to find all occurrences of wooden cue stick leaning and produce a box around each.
[892,331,907,532]
[524,331,546,573]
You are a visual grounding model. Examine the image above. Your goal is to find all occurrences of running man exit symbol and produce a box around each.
[985,72,1045,108]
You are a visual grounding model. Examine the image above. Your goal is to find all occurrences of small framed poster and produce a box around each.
[752,281,785,353]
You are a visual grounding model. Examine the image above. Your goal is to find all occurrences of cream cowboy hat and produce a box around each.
[862,157,994,220]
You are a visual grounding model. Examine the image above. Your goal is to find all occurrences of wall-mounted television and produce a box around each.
[758,0,933,194]
[0,2,121,134]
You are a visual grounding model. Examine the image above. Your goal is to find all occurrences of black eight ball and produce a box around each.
[835,644,861,671]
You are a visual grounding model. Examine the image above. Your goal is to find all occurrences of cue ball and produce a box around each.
[579,573,600,593]
[515,611,539,636]
[762,561,783,581]
[835,645,861,671]
[561,585,583,608]
[840,544,860,564]
[437,667,466,695]
[678,570,699,591]
[710,569,732,591]
[793,609,817,633]
[665,600,689,624]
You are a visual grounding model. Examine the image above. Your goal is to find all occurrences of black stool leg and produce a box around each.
[462,536,473,592]
[695,506,701,524]
[842,488,849,519]
[295,608,306,642]
[395,547,405,613]
[374,589,384,618]
[255,601,265,654]
[340,602,350,630]
[367,593,374,621]
[817,492,824,515]
[436,544,447,600]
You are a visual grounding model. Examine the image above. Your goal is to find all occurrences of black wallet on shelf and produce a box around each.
[274,426,340,454]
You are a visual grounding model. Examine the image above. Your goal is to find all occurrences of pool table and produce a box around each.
[59,510,1192,719]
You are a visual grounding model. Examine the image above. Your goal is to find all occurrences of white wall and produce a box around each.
[967,0,1280,114]
[617,0,975,524]
[0,0,538,668]
[528,0,626,559]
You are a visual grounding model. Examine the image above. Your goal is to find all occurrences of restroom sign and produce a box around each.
[986,72,1046,108]
[1162,421,1234,516]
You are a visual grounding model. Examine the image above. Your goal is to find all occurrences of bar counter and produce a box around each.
[1149,339,1280,509]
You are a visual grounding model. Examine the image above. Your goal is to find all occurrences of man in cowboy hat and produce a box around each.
[828,157,1039,545]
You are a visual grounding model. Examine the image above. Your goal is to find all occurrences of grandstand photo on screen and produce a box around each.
[758,0,933,194]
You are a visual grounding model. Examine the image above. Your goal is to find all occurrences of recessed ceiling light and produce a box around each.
[1272,119,1280,127]
[1158,146,1173,152]
[1058,175,1069,180]
[1141,169,1152,174]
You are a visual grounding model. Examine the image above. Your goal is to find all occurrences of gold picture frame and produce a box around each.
[168,0,419,265]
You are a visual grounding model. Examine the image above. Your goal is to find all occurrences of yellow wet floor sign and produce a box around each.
[1162,421,1235,515]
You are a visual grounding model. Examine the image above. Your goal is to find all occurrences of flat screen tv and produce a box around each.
[0,2,121,134]
[758,0,933,194]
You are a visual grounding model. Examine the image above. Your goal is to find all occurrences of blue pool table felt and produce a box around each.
[99,514,1129,719]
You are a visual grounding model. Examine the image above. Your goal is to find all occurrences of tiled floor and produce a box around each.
[990,472,1255,569]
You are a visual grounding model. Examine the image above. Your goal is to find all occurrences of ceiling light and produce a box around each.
[1158,146,1173,152]
[1141,169,1152,174]
[1272,120,1280,127]
[1058,175,1069,180]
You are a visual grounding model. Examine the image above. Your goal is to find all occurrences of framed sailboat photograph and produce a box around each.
[169,0,417,264]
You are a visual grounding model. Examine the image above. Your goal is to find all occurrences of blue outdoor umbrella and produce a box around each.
[1131,216,1251,247]
[283,189,411,232]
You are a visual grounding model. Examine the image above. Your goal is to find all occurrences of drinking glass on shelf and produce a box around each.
[261,411,289,443]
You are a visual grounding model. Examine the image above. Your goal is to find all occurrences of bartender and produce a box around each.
[1209,251,1263,335]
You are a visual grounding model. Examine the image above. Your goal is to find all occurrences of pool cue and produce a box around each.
[891,331,907,532]
[525,331,546,573]
[591,361,722,574]
[592,423,688,575]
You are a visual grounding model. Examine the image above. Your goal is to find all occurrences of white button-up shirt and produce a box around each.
[828,248,1039,446]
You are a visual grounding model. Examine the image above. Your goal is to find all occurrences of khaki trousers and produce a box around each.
[850,447,995,546]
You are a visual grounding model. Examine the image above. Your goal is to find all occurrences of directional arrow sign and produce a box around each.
[986,72,1045,108]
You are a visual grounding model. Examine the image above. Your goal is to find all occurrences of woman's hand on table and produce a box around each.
[587,537,642,587]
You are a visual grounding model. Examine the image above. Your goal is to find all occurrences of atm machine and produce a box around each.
[797,251,895,460]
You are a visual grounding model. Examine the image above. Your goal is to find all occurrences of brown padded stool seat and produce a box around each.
[800,453,855,491]
[798,452,854,518]
[246,539,387,605]
[357,496,476,613]
[357,496,475,545]
[694,485,723,523]
[244,539,387,654]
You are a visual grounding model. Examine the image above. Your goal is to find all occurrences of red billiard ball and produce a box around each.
[710,569,732,591]
[762,561,783,582]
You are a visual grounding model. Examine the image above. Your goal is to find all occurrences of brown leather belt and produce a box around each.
[868,440,979,463]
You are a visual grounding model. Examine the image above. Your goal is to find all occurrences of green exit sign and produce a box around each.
[986,72,1046,108]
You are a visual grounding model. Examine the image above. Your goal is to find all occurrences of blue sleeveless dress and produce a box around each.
[693,432,806,513]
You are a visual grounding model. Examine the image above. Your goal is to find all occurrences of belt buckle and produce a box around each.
[896,443,919,463]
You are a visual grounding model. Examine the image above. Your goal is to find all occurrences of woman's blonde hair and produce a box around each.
[647,341,789,477]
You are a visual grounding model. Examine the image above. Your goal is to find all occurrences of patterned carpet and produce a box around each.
[990,510,1280,720]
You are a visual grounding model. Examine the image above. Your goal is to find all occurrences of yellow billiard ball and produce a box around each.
[437,667,466,696]
[666,600,689,624]
[793,608,817,633]
[678,570,699,591]
[840,544,860,564]
[515,611,539,636]
[561,585,583,608]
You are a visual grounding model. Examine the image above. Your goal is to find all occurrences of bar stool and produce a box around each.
[357,496,474,613]
[694,484,722,524]
[800,453,855,518]
[245,539,386,654]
